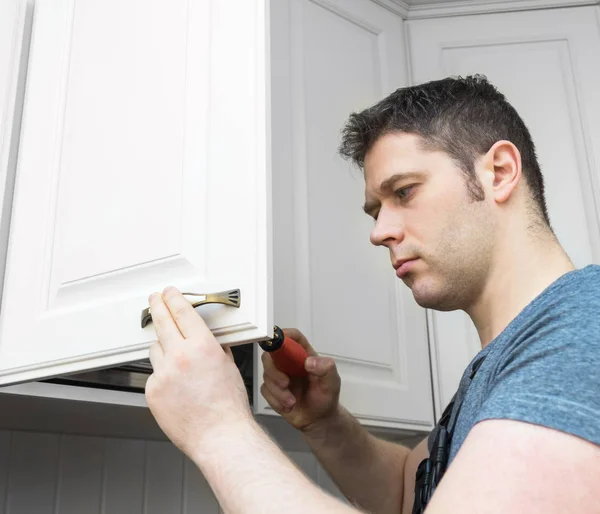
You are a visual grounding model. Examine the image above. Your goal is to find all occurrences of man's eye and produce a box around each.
[394,185,415,201]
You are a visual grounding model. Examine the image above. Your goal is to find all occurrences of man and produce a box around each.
[145,75,600,513]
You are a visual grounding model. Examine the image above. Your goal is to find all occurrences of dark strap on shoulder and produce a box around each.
[412,354,487,514]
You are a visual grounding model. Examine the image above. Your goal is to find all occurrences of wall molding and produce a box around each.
[375,0,600,19]
[371,0,410,17]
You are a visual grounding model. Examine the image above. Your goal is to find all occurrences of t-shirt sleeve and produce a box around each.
[473,320,600,447]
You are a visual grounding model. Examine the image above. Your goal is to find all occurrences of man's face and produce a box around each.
[363,132,495,311]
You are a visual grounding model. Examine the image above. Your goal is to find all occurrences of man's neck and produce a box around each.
[466,228,575,348]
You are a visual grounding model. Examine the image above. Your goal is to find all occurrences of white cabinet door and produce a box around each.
[258,0,434,430]
[0,0,272,385]
[0,0,30,308]
[408,6,600,413]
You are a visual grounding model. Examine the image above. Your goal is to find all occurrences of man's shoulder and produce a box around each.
[519,264,600,337]
[448,266,600,463]
[479,265,600,418]
[545,264,600,305]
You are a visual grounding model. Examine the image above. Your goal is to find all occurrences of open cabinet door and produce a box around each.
[0,0,30,311]
[0,0,272,386]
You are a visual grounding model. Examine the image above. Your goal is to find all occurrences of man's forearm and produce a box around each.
[302,405,411,514]
[192,418,362,514]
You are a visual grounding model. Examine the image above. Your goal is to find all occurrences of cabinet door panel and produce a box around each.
[0,0,30,316]
[0,0,271,385]
[261,0,434,429]
[408,6,600,412]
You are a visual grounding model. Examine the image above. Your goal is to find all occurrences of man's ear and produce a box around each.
[483,140,522,204]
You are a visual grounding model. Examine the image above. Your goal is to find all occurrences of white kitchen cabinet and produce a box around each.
[0,0,272,384]
[0,0,30,312]
[2,0,598,433]
[2,0,598,511]
[257,0,435,430]
[0,0,434,432]
[408,6,600,414]
[0,0,25,212]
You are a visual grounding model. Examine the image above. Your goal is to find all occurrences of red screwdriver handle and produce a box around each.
[270,336,309,377]
[259,326,309,377]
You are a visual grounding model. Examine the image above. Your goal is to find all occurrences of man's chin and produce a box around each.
[413,295,458,311]
[409,279,459,311]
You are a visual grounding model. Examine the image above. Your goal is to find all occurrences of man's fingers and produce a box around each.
[262,374,296,409]
[223,345,235,362]
[149,341,164,370]
[261,352,291,387]
[281,328,318,357]
[148,292,184,349]
[260,383,289,413]
[305,356,337,378]
[162,287,213,341]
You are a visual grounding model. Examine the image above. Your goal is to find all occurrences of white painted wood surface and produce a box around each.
[259,0,434,430]
[0,0,23,222]
[0,0,30,312]
[405,0,600,19]
[408,6,600,414]
[372,0,600,20]
[0,0,272,385]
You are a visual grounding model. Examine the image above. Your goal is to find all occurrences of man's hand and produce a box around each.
[145,286,252,459]
[261,328,341,432]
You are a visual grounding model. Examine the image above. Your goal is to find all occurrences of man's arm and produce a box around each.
[261,329,429,514]
[192,419,361,514]
[301,405,415,514]
[144,288,427,514]
[426,419,600,513]
[145,288,363,514]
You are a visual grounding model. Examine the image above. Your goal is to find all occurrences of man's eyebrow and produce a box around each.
[362,171,426,215]
[378,171,426,193]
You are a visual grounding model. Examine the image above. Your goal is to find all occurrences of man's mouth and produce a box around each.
[393,258,419,278]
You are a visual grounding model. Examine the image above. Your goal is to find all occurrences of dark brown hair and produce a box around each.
[338,75,550,226]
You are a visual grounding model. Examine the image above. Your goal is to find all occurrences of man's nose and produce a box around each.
[370,209,405,247]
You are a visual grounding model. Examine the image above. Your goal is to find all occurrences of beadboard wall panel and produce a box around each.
[7,432,60,514]
[56,435,104,514]
[0,429,351,513]
[0,429,220,514]
[0,430,10,512]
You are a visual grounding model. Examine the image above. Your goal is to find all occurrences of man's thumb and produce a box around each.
[305,356,336,378]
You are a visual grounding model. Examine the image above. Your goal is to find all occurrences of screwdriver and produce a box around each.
[259,325,309,377]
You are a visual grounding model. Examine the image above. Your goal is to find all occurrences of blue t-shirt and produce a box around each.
[441,264,600,464]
